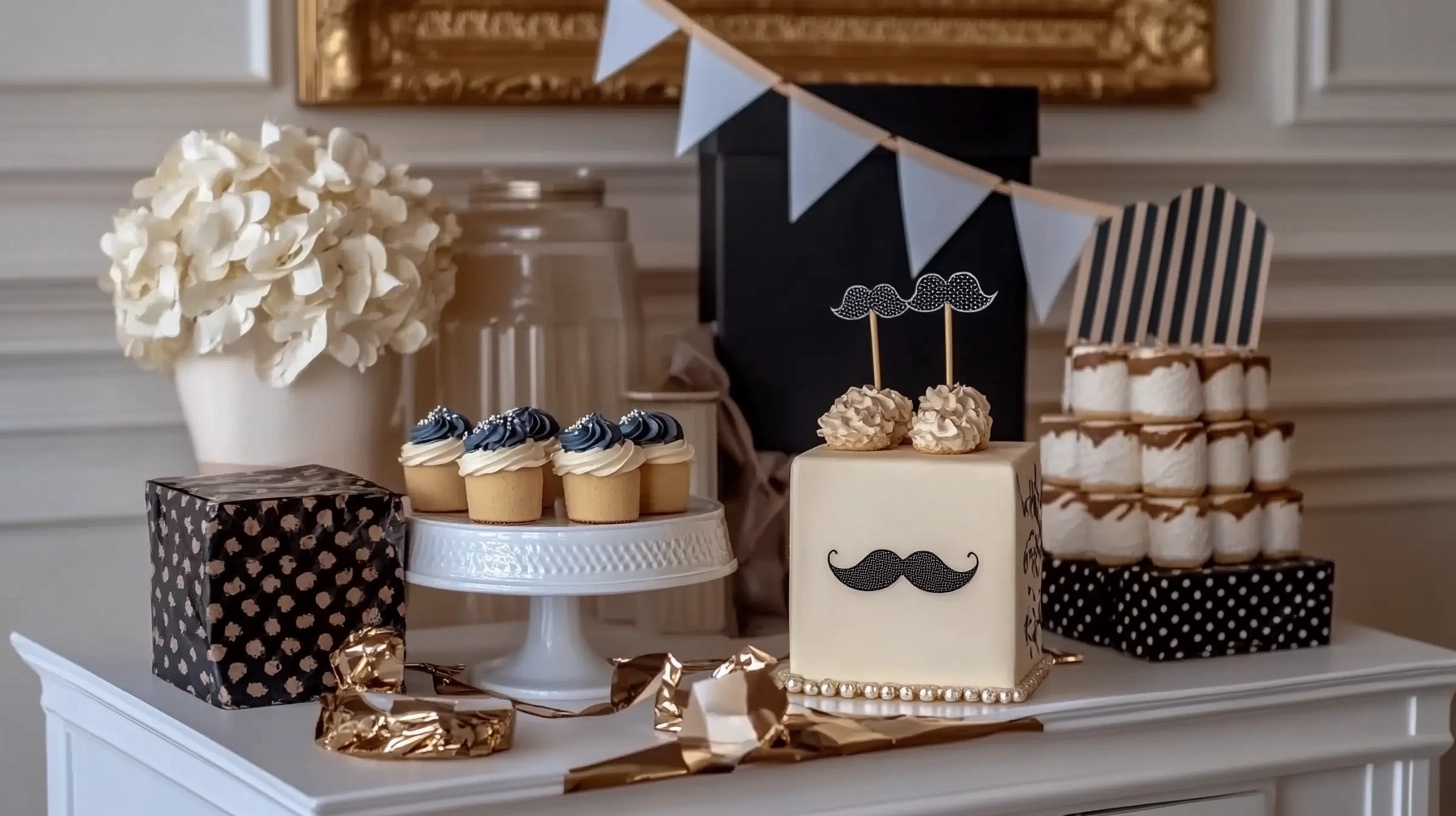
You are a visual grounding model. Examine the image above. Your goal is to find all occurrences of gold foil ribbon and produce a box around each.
[316,692,515,759]
[1044,646,1086,665]
[316,628,1045,791]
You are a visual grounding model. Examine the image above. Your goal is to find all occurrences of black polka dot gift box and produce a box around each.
[146,465,406,709]
[1042,556,1334,662]
[1039,558,1121,647]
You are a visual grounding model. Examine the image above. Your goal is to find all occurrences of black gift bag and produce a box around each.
[700,86,1040,454]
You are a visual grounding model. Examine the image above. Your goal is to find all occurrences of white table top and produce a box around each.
[14,622,1456,816]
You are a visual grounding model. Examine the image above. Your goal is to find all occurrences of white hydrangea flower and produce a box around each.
[99,122,460,387]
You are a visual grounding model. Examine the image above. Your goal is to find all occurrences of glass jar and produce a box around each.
[417,171,642,427]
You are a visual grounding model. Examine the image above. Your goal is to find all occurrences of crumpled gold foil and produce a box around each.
[330,626,408,693]
[563,648,1043,792]
[316,691,514,759]
[1043,646,1085,665]
[318,627,511,758]
[315,628,1045,791]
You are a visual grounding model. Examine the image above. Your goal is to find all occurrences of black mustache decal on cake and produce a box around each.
[827,549,980,594]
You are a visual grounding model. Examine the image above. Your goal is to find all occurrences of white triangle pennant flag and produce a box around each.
[1011,193,1102,322]
[788,99,879,222]
[676,39,773,156]
[896,147,996,277]
[595,0,680,83]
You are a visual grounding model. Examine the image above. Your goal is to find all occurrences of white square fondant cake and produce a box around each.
[788,442,1045,699]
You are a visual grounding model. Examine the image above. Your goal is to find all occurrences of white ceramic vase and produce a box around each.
[172,353,405,490]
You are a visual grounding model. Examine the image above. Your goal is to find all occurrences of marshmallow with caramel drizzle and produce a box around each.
[1252,420,1295,491]
[1209,492,1262,565]
[1260,489,1303,560]
[1044,486,1091,560]
[1127,348,1203,424]
[1138,422,1207,498]
[1196,347,1246,421]
[1069,346,1129,420]
[1207,420,1254,494]
[1085,493,1148,567]
[1144,497,1210,569]
[1039,415,1080,487]
[1243,353,1272,419]
[1077,420,1141,493]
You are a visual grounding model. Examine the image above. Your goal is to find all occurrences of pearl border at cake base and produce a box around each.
[174,352,403,490]
[777,654,1055,705]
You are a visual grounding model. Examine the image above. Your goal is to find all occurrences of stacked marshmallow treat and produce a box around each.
[1040,346,1301,571]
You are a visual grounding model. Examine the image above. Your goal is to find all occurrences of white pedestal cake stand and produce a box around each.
[406,498,735,703]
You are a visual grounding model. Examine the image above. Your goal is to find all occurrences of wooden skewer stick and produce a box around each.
[869,311,882,389]
[943,303,953,385]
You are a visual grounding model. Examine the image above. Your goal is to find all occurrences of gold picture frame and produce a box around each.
[297,0,1214,107]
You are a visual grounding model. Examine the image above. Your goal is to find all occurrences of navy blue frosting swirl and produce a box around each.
[618,409,684,446]
[464,415,532,453]
[409,406,472,444]
[558,413,624,453]
[504,406,561,442]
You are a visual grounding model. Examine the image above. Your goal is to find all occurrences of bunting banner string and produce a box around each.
[608,0,1118,216]
[594,0,1274,345]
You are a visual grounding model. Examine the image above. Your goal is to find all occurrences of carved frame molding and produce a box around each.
[297,0,1215,106]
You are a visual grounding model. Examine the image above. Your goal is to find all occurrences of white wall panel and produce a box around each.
[1330,0,1456,84]
[4,0,1456,811]
[0,428,192,527]
[1284,0,1456,124]
[0,281,113,354]
[0,0,270,87]
[0,354,180,434]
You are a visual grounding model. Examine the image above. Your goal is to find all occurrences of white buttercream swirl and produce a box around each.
[909,409,984,455]
[816,399,894,451]
[458,439,549,476]
[832,386,894,415]
[909,385,993,454]
[641,438,695,465]
[919,383,992,418]
[399,438,464,467]
[885,388,914,442]
[552,440,646,477]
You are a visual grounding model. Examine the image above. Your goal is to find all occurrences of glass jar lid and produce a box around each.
[469,169,605,207]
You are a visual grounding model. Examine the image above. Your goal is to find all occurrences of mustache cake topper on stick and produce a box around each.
[905,272,998,385]
[831,273,997,387]
[831,283,909,389]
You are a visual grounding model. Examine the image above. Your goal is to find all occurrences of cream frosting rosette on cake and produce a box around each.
[827,385,914,446]
[816,388,898,452]
[553,413,647,523]
[619,409,695,515]
[909,384,993,455]
[398,406,471,513]
[458,415,549,524]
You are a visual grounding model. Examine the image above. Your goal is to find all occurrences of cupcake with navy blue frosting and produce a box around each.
[399,406,472,512]
[619,409,696,514]
[503,406,562,510]
[552,412,647,523]
[458,414,550,523]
